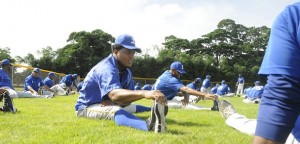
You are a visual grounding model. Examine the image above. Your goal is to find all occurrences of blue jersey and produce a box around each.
[141,84,151,90]
[217,84,228,95]
[210,85,218,94]
[255,3,300,142]
[75,54,135,111]
[243,87,252,96]
[60,74,76,87]
[186,82,200,91]
[247,86,264,100]
[202,78,211,88]
[152,70,184,100]
[258,4,300,79]
[237,77,244,84]
[43,77,54,88]
[0,69,14,89]
[77,81,83,92]
[24,74,44,92]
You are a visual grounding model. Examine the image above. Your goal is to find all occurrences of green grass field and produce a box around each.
[0,94,259,144]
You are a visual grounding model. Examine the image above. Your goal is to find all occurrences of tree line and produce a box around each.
[0,19,270,87]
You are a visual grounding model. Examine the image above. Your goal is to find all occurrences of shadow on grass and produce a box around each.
[139,115,211,127]
[167,118,211,127]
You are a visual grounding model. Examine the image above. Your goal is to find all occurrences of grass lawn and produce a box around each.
[0,94,258,144]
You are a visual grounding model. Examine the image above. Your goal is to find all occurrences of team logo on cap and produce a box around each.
[131,38,135,44]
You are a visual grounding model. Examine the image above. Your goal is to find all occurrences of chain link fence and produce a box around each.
[11,64,71,90]
[10,63,252,93]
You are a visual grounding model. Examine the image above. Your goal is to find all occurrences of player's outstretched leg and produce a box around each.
[218,100,237,119]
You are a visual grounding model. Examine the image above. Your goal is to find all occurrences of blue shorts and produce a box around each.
[255,74,300,143]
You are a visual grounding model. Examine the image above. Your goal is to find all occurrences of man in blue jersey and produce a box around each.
[0,59,18,98]
[186,77,202,103]
[24,68,44,94]
[201,75,211,93]
[242,81,264,104]
[141,84,151,90]
[75,34,168,133]
[252,2,300,143]
[235,74,245,96]
[0,59,17,112]
[242,86,252,98]
[186,78,201,91]
[42,72,56,95]
[17,68,52,98]
[42,72,68,96]
[152,61,218,110]
[210,83,220,94]
[216,80,235,97]
[59,74,78,95]
[216,80,228,96]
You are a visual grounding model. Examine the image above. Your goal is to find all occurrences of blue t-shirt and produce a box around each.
[75,54,135,111]
[202,78,211,88]
[141,84,151,90]
[243,87,252,96]
[152,70,184,100]
[258,3,300,79]
[24,74,44,92]
[0,69,14,89]
[237,77,244,84]
[43,77,54,88]
[60,74,76,87]
[247,86,264,100]
[217,84,228,95]
[255,2,300,142]
[210,85,218,94]
[77,81,83,92]
[186,82,200,91]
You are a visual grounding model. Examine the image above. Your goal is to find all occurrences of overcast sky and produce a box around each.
[0,0,298,58]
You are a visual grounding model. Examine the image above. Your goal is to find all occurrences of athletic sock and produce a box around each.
[135,105,151,113]
[114,109,148,131]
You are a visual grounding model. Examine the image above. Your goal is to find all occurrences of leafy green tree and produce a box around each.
[35,46,57,70]
[54,29,114,77]
[21,53,38,67]
[0,47,14,63]
[163,35,192,53]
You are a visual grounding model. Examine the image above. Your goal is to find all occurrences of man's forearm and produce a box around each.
[108,89,145,104]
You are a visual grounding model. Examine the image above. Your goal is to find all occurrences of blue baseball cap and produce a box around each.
[48,72,56,77]
[206,75,211,78]
[170,61,186,74]
[115,34,141,53]
[33,68,40,73]
[1,59,12,66]
[254,81,262,85]
[73,74,78,79]
[195,78,202,83]
[222,80,226,84]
